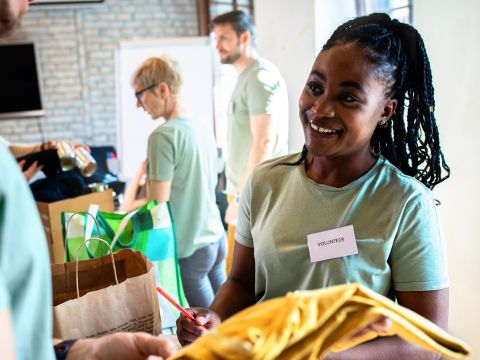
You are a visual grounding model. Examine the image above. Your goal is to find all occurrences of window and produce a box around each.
[356,0,412,24]
[197,0,254,35]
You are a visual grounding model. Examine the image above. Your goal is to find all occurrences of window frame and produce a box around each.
[355,0,413,24]
[197,0,255,35]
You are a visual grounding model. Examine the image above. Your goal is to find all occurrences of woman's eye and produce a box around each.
[306,81,322,96]
[339,93,358,103]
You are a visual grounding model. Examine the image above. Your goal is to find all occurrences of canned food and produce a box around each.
[75,147,97,177]
[56,141,76,171]
[88,182,109,192]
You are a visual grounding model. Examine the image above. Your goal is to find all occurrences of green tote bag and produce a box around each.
[62,201,188,331]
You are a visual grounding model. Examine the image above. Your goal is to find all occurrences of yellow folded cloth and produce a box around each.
[169,283,470,360]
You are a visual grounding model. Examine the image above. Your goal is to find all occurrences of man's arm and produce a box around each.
[225,113,272,225]
[326,288,449,360]
[8,143,43,158]
[239,113,273,193]
[147,179,172,203]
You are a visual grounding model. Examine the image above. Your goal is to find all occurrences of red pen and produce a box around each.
[156,286,197,323]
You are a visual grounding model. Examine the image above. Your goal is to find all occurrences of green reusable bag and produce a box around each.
[62,201,188,331]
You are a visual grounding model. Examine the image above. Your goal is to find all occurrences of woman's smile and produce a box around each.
[307,116,342,136]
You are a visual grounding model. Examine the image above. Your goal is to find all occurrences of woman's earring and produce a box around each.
[379,119,388,128]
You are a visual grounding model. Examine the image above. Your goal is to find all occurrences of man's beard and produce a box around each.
[220,47,242,65]
[0,0,21,37]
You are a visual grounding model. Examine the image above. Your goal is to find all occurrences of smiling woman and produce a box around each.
[298,42,398,185]
[177,12,451,360]
[130,56,227,310]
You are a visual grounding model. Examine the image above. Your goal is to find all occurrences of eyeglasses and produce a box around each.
[135,84,157,102]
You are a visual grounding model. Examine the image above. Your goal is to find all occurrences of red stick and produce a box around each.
[156,286,197,323]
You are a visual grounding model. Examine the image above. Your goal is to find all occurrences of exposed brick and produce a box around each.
[0,0,198,146]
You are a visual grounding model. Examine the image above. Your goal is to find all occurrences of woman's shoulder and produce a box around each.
[149,117,188,138]
[377,157,434,200]
[252,153,301,180]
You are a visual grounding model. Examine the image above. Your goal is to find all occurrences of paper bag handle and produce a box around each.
[75,237,119,298]
[65,211,102,262]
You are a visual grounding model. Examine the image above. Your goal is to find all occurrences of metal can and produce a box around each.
[88,182,109,192]
[56,141,76,171]
[75,146,97,177]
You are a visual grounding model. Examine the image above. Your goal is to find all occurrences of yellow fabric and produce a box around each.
[169,283,470,360]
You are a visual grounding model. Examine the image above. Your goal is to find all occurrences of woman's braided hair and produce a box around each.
[291,13,450,189]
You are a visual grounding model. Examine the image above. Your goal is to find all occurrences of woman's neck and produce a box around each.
[304,150,377,188]
[164,98,181,121]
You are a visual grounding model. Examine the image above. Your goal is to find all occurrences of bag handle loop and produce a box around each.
[65,211,102,262]
[75,237,119,298]
[110,208,140,249]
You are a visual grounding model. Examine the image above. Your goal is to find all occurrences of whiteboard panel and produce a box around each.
[116,37,214,180]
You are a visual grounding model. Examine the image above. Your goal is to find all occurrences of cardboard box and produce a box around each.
[37,190,114,263]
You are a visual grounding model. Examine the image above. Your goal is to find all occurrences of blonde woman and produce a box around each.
[131,56,226,307]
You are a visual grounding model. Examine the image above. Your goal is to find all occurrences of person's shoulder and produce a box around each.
[253,56,280,72]
[0,142,18,186]
[378,157,433,199]
[253,153,301,178]
[247,57,284,81]
[150,118,186,136]
[0,142,33,199]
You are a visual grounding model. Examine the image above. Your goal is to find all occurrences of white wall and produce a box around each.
[415,0,480,357]
[254,0,316,153]
[254,0,355,153]
[313,0,356,54]
[0,0,197,146]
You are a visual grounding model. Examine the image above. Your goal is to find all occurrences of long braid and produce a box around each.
[284,13,449,189]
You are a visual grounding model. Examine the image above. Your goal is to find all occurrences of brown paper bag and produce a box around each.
[51,244,161,339]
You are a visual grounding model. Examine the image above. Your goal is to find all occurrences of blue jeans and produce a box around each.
[179,235,227,308]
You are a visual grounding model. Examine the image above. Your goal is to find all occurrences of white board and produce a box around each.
[116,37,214,180]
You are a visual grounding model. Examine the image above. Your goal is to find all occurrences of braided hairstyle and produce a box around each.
[290,13,450,189]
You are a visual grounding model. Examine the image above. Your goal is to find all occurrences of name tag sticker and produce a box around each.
[307,225,358,263]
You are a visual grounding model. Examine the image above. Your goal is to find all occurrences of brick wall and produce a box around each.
[0,0,198,146]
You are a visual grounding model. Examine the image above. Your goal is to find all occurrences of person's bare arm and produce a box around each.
[56,333,176,360]
[0,309,15,360]
[119,160,147,212]
[8,140,89,159]
[210,241,256,319]
[17,159,43,181]
[326,288,449,360]
[8,143,42,158]
[147,179,172,203]
[176,242,256,345]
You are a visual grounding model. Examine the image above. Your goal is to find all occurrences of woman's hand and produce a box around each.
[71,142,90,152]
[18,159,43,181]
[224,200,238,226]
[42,140,90,152]
[348,316,392,341]
[176,308,221,346]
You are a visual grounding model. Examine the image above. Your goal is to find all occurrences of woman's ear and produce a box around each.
[380,98,398,123]
[157,82,170,99]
